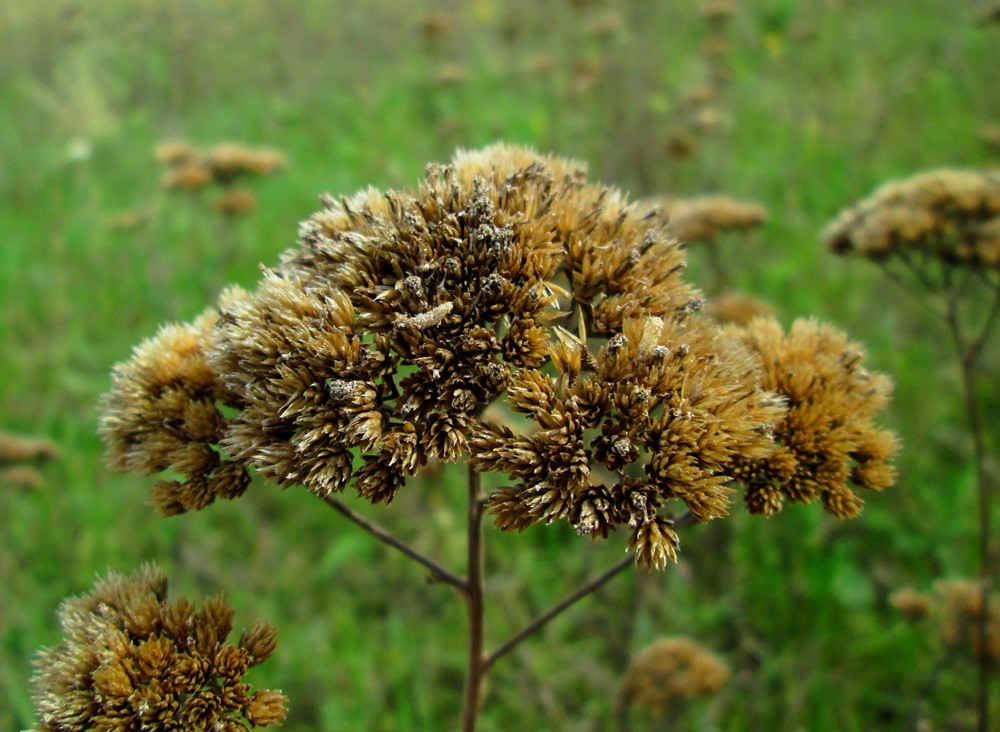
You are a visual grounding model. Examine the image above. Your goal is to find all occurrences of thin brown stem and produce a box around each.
[943,288,994,732]
[461,465,487,732]
[320,494,466,591]
[483,511,696,673]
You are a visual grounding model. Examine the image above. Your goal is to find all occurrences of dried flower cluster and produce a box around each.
[640,195,768,246]
[891,580,1000,668]
[823,169,1000,269]
[31,564,287,731]
[156,140,285,216]
[1,431,60,490]
[618,636,730,717]
[102,144,895,568]
[705,291,775,326]
[723,318,898,518]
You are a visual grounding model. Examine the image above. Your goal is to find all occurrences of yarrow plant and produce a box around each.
[30,565,286,731]
[825,168,1000,732]
[80,144,897,729]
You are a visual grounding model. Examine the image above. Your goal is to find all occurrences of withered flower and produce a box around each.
[640,195,768,246]
[1,432,60,490]
[724,317,898,517]
[204,143,287,184]
[30,564,287,731]
[103,144,893,568]
[890,587,934,622]
[704,291,775,326]
[215,189,259,217]
[619,636,730,717]
[99,309,250,515]
[163,163,213,192]
[823,169,1000,269]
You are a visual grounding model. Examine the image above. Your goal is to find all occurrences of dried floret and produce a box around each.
[30,565,286,731]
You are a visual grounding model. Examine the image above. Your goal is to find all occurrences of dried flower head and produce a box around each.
[215,189,259,217]
[705,291,775,326]
[723,317,899,517]
[30,564,287,731]
[204,143,287,184]
[823,169,1000,269]
[619,636,730,717]
[102,144,893,567]
[640,195,768,245]
[0,432,61,464]
[99,309,251,515]
[890,587,933,622]
[154,140,198,167]
[163,163,213,192]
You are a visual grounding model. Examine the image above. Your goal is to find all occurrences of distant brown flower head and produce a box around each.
[99,309,251,515]
[204,143,287,185]
[705,291,775,326]
[30,564,287,731]
[215,189,259,217]
[154,140,198,166]
[980,124,1000,151]
[163,163,213,192]
[619,636,730,716]
[823,169,1000,269]
[102,145,889,567]
[724,317,898,517]
[890,587,933,622]
[640,195,768,245]
[0,432,61,464]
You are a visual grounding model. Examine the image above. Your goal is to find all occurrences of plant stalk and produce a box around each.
[461,465,486,732]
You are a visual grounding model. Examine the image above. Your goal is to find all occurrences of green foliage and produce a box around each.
[2,0,998,729]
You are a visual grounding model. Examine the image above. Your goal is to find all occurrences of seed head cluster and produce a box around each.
[101,144,896,568]
[823,169,1000,268]
[641,195,768,246]
[723,318,898,518]
[618,636,730,717]
[30,565,286,731]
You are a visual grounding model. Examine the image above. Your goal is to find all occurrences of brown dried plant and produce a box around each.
[618,636,730,721]
[825,168,1000,732]
[98,144,895,730]
[30,564,286,732]
[639,195,768,291]
[0,431,60,490]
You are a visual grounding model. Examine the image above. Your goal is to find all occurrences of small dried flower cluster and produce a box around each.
[891,580,1000,668]
[618,636,730,717]
[823,169,1000,269]
[723,318,898,518]
[705,291,775,326]
[156,140,286,216]
[31,564,287,731]
[102,144,896,568]
[0,431,60,490]
[640,195,768,246]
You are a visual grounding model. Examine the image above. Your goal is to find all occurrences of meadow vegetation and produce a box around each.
[1,1,998,729]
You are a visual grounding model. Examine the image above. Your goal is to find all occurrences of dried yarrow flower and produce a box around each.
[639,195,768,245]
[103,144,894,568]
[823,169,1000,269]
[704,291,775,326]
[30,564,287,731]
[618,636,730,717]
[99,308,251,515]
[156,140,287,190]
[723,317,899,518]
[890,587,933,622]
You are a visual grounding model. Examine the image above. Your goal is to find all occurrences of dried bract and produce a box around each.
[30,565,287,731]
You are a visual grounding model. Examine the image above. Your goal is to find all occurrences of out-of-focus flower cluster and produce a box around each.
[31,565,287,731]
[618,636,730,717]
[101,144,896,569]
[0,431,60,490]
[640,195,768,245]
[156,140,287,216]
[823,169,1000,269]
[891,580,1000,669]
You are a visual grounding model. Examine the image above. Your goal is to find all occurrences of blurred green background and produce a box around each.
[2,0,998,729]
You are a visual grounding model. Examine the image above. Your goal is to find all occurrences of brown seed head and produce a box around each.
[30,565,286,731]
[823,169,1000,269]
[619,636,730,716]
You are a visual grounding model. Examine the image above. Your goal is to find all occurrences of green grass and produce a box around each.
[2,0,999,729]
